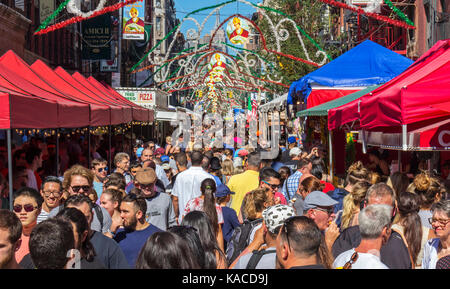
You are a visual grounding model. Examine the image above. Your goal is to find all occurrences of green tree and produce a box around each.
[255,0,348,94]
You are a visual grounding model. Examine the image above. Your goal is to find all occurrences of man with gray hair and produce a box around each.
[114,152,131,185]
[333,204,392,269]
[332,183,412,269]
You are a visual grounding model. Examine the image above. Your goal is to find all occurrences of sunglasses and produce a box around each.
[42,190,62,197]
[13,204,38,213]
[282,216,296,251]
[71,185,91,193]
[313,206,334,215]
[262,180,280,190]
[138,183,155,190]
[97,167,108,173]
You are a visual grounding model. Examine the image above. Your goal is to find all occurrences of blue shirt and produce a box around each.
[114,224,162,267]
[282,170,302,201]
[210,174,223,186]
[221,206,241,248]
[93,181,103,200]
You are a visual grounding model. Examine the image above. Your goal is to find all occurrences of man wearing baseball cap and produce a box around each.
[134,168,176,231]
[231,204,295,269]
[283,147,302,173]
[281,136,297,163]
[303,190,340,254]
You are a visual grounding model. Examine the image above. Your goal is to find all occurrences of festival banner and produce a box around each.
[226,16,250,45]
[122,0,146,40]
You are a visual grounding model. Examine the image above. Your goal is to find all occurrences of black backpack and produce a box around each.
[226,218,263,265]
[245,249,277,269]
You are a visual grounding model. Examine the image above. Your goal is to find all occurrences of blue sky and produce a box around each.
[174,0,261,38]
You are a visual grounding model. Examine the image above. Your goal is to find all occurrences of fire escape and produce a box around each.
[344,0,415,55]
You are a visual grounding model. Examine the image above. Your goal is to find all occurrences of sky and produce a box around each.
[174,0,261,38]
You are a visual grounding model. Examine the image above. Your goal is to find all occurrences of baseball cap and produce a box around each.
[160,155,170,163]
[209,157,222,170]
[288,136,296,144]
[136,147,144,158]
[303,191,338,212]
[262,204,296,234]
[135,168,157,185]
[215,184,235,198]
[289,147,302,157]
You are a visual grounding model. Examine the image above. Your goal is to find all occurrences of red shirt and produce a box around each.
[320,180,335,193]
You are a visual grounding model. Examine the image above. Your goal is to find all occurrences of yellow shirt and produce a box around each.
[227,170,260,215]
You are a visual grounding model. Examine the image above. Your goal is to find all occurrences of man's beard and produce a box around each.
[0,249,14,269]
[123,216,138,231]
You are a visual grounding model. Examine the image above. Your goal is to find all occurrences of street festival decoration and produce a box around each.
[34,0,143,35]
[33,0,415,116]
[123,1,146,40]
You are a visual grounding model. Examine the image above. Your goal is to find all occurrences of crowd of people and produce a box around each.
[0,133,449,270]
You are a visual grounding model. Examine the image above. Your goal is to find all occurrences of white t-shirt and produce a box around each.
[333,248,389,269]
[422,238,440,269]
[172,166,214,223]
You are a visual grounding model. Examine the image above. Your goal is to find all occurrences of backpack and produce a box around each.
[245,249,276,269]
[93,204,104,232]
[226,218,263,265]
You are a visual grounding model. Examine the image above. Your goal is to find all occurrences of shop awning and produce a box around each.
[0,52,90,128]
[30,60,112,126]
[288,40,413,107]
[72,72,133,124]
[297,85,381,117]
[358,40,450,132]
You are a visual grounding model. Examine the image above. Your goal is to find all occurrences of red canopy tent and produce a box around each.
[71,72,133,123]
[329,40,450,136]
[52,66,128,125]
[86,76,150,122]
[30,60,112,126]
[0,63,90,128]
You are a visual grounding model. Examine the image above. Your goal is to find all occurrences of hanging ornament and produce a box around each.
[66,0,107,18]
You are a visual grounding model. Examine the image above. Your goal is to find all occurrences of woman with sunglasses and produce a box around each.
[12,187,43,263]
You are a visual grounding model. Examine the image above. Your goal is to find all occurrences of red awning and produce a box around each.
[307,88,361,109]
[86,76,149,122]
[30,60,111,126]
[0,61,90,128]
[53,67,126,125]
[358,39,450,132]
[72,72,133,124]
[0,91,58,129]
[328,40,450,133]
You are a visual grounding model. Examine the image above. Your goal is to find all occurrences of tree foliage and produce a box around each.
[255,0,348,94]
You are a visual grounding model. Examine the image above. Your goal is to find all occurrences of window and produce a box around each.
[156,17,161,32]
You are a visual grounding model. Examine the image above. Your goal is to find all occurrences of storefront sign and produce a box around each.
[117,89,156,109]
[40,0,54,24]
[82,13,111,60]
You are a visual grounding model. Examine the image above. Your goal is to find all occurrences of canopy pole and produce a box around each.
[56,128,59,177]
[398,150,402,173]
[109,125,112,174]
[7,129,13,210]
[328,129,334,182]
[402,124,407,151]
[87,126,91,167]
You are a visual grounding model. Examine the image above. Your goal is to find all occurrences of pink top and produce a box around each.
[15,233,30,263]
[184,197,224,224]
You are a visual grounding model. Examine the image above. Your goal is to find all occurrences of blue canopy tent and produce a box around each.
[287,40,413,109]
